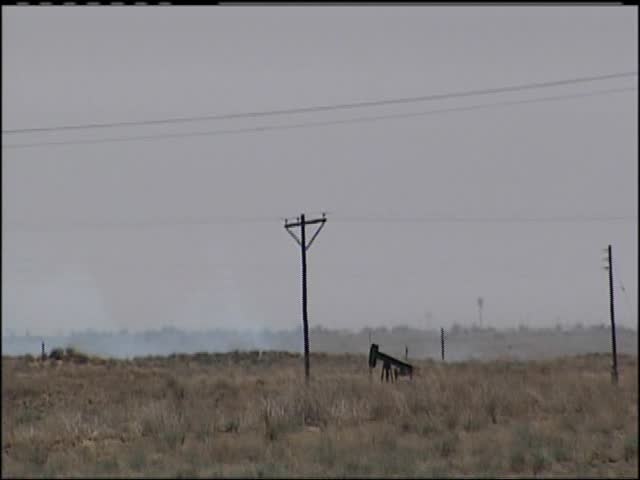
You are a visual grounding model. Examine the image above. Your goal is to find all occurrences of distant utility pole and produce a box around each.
[477,297,484,328]
[284,213,327,383]
[603,245,618,385]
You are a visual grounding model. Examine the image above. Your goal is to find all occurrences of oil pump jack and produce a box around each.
[368,343,413,382]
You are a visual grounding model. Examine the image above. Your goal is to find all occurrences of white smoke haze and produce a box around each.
[2,324,637,362]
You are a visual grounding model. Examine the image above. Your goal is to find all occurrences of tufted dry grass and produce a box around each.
[2,351,637,478]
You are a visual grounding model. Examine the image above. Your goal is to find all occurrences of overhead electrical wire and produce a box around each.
[2,86,636,150]
[2,70,636,134]
[4,214,636,233]
[330,215,637,224]
[3,70,636,233]
[5,217,280,230]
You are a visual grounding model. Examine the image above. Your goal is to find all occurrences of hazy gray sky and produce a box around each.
[2,6,638,336]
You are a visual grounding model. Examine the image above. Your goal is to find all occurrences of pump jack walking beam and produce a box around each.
[368,343,414,382]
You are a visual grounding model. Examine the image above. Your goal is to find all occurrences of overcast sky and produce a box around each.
[2,5,638,336]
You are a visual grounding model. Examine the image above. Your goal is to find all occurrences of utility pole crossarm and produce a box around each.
[285,217,325,228]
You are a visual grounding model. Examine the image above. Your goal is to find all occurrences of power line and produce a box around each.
[3,86,636,150]
[4,214,635,232]
[4,217,281,231]
[331,215,637,224]
[2,70,636,134]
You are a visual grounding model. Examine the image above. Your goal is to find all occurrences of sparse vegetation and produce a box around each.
[47,346,91,364]
[2,351,637,477]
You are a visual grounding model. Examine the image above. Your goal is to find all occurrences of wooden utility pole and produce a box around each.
[605,245,618,385]
[440,327,445,361]
[284,213,327,383]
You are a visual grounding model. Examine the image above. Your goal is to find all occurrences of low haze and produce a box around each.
[2,5,638,339]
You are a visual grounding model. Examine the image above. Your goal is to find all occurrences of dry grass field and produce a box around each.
[2,349,638,478]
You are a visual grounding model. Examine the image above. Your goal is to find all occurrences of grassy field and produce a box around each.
[2,350,638,478]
